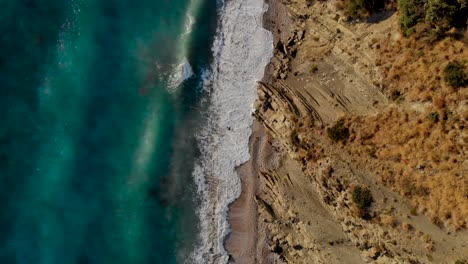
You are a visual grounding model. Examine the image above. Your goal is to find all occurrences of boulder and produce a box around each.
[273,70,280,79]
[297,30,304,40]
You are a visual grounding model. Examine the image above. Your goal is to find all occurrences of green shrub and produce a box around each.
[425,0,458,29]
[445,62,468,87]
[390,90,405,103]
[398,0,425,36]
[352,186,373,209]
[426,0,467,29]
[327,121,350,143]
[398,0,467,38]
[428,112,439,123]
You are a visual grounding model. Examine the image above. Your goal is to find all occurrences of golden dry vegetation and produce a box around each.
[285,25,468,230]
[377,31,467,103]
[346,106,467,229]
[343,32,468,230]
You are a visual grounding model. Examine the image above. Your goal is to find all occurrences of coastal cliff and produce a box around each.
[227,0,468,263]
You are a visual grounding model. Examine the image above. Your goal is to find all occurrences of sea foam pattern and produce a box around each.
[190,0,273,263]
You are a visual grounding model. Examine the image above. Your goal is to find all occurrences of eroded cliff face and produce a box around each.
[254,0,468,263]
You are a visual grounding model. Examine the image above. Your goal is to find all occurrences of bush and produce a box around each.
[455,260,467,264]
[327,121,350,142]
[445,62,468,87]
[391,90,405,103]
[426,0,467,29]
[399,0,467,37]
[428,112,439,123]
[398,0,425,36]
[352,186,373,209]
[425,0,458,29]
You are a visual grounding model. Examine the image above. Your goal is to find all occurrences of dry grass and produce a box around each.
[380,214,399,228]
[333,30,468,230]
[376,34,467,103]
[346,104,467,230]
[271,2,467,232]
[287,96,467,229]
[402,222,413,231]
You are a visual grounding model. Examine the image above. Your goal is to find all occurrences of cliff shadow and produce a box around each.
[367,10,396,24]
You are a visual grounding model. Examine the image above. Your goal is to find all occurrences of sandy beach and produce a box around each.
[225,121,279,264]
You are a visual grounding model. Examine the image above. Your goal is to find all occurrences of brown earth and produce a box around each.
[227,0,468,263]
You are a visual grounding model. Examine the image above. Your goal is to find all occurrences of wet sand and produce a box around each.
[225,121,275,264]
[224,0,289,262]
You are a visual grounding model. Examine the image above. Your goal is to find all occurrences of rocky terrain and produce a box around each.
[237,0,468,263]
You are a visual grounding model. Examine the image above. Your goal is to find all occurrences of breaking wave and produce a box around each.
[189,0,273,262]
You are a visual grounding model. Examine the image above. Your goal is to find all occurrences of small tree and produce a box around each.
[425,0,467,29]
[398,0,467,37]
[327,120,350,143]
[445,62,468,87]
[398,0,425,36]
[352,186,373,209]
[425,0,458,29]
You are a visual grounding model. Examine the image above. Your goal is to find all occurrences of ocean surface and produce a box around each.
[0,0,272,263]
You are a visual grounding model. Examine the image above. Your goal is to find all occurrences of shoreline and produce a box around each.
[190,0,273,262]
[224,0,289,262]
[225,121,270,263]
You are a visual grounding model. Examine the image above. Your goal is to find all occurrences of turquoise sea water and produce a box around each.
[0,0,218,263]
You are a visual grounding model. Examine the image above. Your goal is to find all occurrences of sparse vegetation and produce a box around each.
[402,222,413,231]
[391,90,405,103]
[444,61,467,87]
[367,147,377,158]
[410,206,418,216]
[428,112,439,123]
[422,233,433,243]
[327,120,350,142]
[455,260,467,264]
[352,186,373,209]
[349,105,467,229]
[310,63,318,73]
[427,254,434,261]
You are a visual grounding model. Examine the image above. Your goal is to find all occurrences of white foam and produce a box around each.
[167,58,194,90]
[166,0,200,92]
[189,0,273,262]
[183,14,195,39]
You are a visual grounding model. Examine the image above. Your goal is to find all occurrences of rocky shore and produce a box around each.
[226,0,468,263]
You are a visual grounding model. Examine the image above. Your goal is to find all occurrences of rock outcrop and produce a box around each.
[253,0,468,263]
